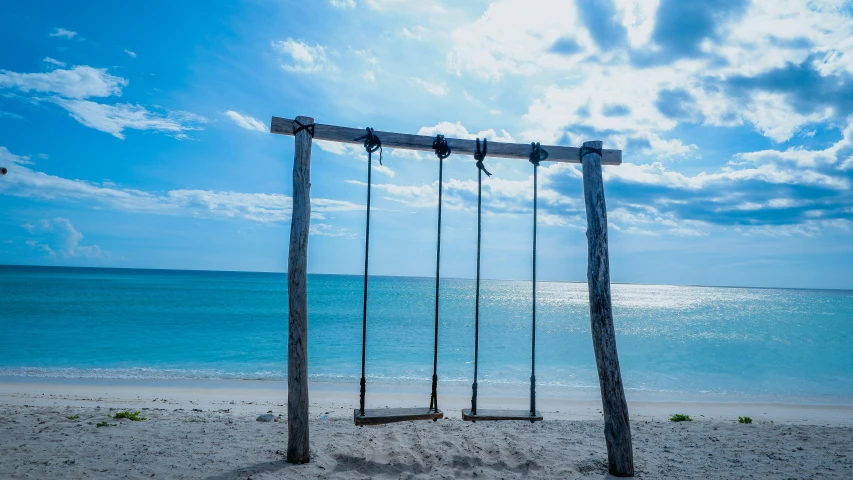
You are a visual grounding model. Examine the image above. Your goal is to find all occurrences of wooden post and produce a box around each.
[581,140,634,477]
[287,115,313,464]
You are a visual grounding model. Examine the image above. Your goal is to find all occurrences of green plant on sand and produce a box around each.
[66,415,80,420]
[111,411,146,421]
[669,413,692,422]
[738,416,753,424]
[96,421,116,427]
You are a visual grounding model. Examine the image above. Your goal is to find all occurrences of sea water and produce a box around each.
[1,266,851,403]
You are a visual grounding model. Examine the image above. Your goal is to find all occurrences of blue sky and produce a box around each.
[1,0,852,289]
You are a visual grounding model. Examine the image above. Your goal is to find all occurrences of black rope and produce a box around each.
[429,135,451,414]
[356,127,383,165]
[579,145,602,160]
[357,128,381,418]
[474,138,491,176]
[433,134,451,160]
[528,143,547,419]
[471,138,491,416]
[292,119,315,138]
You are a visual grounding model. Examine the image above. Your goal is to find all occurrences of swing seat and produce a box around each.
[461,409,543,422]
[353,407,443,426]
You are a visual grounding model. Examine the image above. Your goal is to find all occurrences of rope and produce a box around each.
[356,128,381,417]
[433,134,451,160]
[355,127,383,165]
[528,143,547,418]
[471,138,490,416]
[429,135,450,414]
[474,138,491,176]
[579,145,601,160]
[292,119,315,137]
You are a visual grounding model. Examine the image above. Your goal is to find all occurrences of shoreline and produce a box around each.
[2,376,852,425]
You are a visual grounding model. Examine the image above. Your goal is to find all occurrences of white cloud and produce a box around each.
[124,49,137,58]
[0,146,34,165]
[609,206,709,237]
[314,140,395,176]
[329,0,356,7]
[0,66,127,99]
[411,77,447,96]
[1,146,363,225]
[311,223,355,237]
[0,110,24,120]
[737,120,853,168]
[613,0,659,48]
[740,92,832,143]
[418,121,515,143]
[449,0,853,147]
[224,110,267,133]
[448,0,591,80]
[43,57,66,67]
[271,39,335,74]
[364,0,445,12]
[52,99,207,140]
[401,26,425,40]
[604,161,849,191]
[23,218,106,259]
[49,28,77,39]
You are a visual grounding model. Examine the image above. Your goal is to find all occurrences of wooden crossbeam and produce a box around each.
[270,117,622,165]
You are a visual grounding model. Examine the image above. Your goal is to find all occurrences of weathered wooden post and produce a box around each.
[581,140,634,477]
[286,115,313,464]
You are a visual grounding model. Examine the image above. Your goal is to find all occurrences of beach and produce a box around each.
[2,378,852,479]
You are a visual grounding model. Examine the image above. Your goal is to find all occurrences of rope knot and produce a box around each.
[292,119,315,137]
[529,142,548,166]
[355,127,383,165]
[433,134,451,160]
[579,145,602,160]
[474,138,491,176]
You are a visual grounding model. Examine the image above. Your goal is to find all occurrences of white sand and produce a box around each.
[1,378,852,479]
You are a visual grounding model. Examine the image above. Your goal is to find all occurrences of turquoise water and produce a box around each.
[1,265,852,403]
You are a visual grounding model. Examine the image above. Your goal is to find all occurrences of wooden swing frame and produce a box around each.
[272,115,635,477]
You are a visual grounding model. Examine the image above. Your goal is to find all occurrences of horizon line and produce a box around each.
[1,263,851,293]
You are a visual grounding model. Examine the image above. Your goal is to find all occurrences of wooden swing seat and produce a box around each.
[461,409,543,422]
[353,407,443,426]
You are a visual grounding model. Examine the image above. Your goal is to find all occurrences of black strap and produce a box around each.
[433,134,451,160]
[528,143,545,419]
[474,138,491,176]
[357,128,381,418]
[292,119,315,137]
[529,142,549,166]
[429,137,448,414]
[579,145,602,159]
[355,127,383,165]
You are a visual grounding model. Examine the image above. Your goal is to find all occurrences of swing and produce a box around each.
[353,130,448,426]
[462,141,547,423]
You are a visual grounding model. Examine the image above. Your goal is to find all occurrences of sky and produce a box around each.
[1,0,852,290]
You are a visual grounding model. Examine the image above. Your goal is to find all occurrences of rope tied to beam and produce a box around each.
[432,134,451,160]
[357,127,383,418]
[474,138,492,176]
[579,145,602,160]
[429,135,450,415]
[529,142,549,166]
[355,127,383,165]
[292,119,315,138]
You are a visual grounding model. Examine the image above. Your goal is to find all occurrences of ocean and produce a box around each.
[1,265,851,404]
